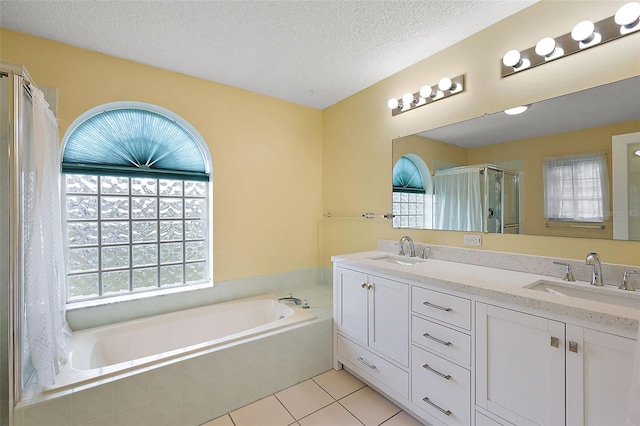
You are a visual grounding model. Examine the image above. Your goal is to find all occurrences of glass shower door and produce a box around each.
[1,72,11,426]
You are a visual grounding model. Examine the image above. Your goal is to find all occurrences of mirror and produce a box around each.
[392,76,640,240]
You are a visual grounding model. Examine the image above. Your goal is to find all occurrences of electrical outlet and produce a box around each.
[464,234,482,246]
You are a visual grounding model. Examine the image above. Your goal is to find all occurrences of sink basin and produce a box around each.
[525,280,640,310]
[370,255,426,266]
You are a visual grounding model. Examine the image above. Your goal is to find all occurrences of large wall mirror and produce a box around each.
[392,76,640,240]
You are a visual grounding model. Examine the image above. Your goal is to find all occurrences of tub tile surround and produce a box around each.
[14,281,333,426]
[67,267,330,331]
[339,239,640,331]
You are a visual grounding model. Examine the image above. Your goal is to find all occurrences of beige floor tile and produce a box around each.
[340,387,401,426]
[312,369,365,400]
[381,411,425,426]
[202,414,235,426]
[298,402,362,426]
[276,379,335,420]
[230,395,295,426]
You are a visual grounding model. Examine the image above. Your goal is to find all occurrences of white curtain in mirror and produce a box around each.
[434,167,482,231]
[543,153,609,222]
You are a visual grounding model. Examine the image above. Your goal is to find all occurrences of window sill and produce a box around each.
[65,281,214,312]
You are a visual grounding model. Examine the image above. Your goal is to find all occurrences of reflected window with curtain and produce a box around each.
[392,155,432,229]
[543,152,609,222]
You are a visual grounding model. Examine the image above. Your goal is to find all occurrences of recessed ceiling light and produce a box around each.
[504,106,528,115]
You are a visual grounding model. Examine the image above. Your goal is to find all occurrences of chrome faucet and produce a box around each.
[399,236,416,257]
[553,261,575,282]
[278,293,302,305]
[585,252,604,286]
[619,270,640,291]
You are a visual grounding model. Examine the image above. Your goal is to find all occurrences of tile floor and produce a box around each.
[203,369,424,426]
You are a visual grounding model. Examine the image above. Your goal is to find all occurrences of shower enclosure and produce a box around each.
[434,164,520,234]
[1,64,39,426]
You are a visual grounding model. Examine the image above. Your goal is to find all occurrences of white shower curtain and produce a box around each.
[434,167,483,232]
[23,87,69,386]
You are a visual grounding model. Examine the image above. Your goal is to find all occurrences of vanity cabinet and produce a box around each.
[411,286,472,425]
[476,303,637,426]
[334,266,410,398]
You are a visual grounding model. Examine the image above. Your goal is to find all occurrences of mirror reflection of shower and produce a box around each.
[612,132,640,240]
[433,164,520,233]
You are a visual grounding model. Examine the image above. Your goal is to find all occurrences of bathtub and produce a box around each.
[46,294,316,391]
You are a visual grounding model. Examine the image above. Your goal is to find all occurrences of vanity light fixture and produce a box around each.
[504,105,528,115]
[388,75,465,116]
[501,2,640,77]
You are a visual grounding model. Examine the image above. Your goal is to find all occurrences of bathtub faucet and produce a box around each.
[278,293,302,306]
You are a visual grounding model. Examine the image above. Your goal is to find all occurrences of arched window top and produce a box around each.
[62,102,210,181]
[393,156,425,193]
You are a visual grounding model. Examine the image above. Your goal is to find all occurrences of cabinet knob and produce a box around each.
[550,336,560,348]
[361,282,367,289]
[569,341,579,353]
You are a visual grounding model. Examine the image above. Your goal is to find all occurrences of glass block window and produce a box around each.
[65,175,208,301]
[392,155,432,229]
[62,102,211,303]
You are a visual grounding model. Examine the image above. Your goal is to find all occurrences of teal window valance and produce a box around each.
[393,156,425,194]
[62,106,210,181]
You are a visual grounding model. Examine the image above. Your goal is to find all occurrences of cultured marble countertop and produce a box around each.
[332,251,640,333]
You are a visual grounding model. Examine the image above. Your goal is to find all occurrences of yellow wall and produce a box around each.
[322,0,640,267]
[0,28,324,282]
[2,1,639,281]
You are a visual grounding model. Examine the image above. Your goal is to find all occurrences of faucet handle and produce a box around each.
[553,261,575,282]
[420,247,431,259]
[620,270,640,291]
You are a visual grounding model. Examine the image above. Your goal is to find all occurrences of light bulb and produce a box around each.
[419,85,434,98]
[502,50,522,67]
[535,37,564,60]
[438,78,453,92]
[615,2,640,34]
[504,106,528,115]
[635,149,640,157]
[571,21,601,48]
[387,98,399,110]
[402,92,415,107]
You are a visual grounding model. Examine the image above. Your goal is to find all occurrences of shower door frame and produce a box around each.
[2,64,32,425]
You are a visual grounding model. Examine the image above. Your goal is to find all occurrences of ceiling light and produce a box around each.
[615,2,640,34]
[635,149,640,157]
[504,106,528,115]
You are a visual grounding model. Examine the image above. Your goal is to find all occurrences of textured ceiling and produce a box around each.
[0,0,537,109]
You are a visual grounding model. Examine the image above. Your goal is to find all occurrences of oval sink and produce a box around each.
[525,280,640,310]
[369,255,427,266]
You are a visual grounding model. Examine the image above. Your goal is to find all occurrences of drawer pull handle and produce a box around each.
[357,357,377,369]
[423,397,452,416]
[423,301,452,312]
[422,363,451,380]
[423,332,452,347]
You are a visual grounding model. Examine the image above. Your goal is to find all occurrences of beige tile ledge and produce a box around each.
[332,250,639,333]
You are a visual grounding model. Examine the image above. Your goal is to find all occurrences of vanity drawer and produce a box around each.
[337,334,409,398]
[412,345,471,426]
[412,286,471,330]
[412,315,471,367]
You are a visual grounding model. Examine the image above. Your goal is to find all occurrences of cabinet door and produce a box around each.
[476,303,565,426]
[335,267,368,346]
[566,325,636,426]
[369,275,409,366]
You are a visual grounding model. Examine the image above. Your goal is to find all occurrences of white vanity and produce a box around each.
[332,246,639,426]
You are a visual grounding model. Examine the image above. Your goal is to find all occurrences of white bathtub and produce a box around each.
[47,294,315,391]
